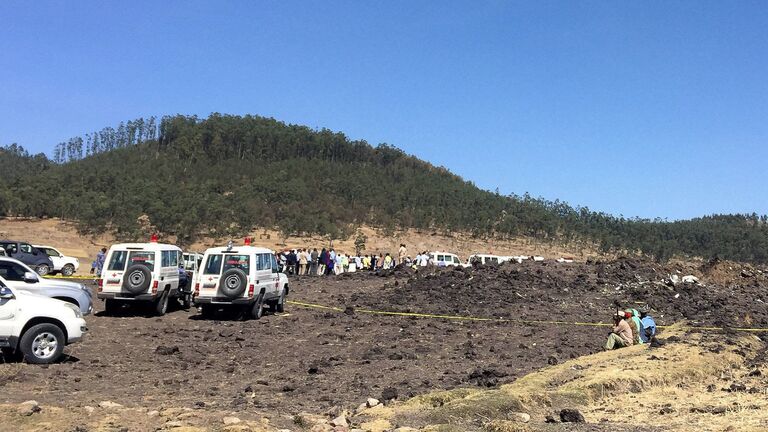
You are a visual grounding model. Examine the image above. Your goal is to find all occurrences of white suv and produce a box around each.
[97,240,182,316]
[33,245,81,276]
[0,283,87,364]
[193,241,289,319]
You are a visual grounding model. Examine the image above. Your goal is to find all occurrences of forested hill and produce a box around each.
[1,114,767,263]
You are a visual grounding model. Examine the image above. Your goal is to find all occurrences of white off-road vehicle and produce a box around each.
[0,282,87,364]
[429,251,463,267]
[97,237,183,316]
[33,245,81,276]
[193,240,289,319]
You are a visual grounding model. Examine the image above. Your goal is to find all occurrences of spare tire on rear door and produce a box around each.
[123,264,152,295]
[219,268,247,299]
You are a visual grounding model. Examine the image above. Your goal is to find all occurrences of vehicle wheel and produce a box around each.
[200,304,215,319]
[273,288,286,313]
[123,264,152,295]
[20,323,65,364]
[35,264,50,276]
[219,268,247,299]
[61,264,75,277]
[154,290,169,316]
[104,299,120,314]
[251,294,264,320]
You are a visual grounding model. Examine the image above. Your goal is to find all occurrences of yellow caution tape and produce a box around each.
[43,275,97,280]
[286,300,768,333]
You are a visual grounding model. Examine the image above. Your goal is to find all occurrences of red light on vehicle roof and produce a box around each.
[244,237,251,246]
[150,234,158,243]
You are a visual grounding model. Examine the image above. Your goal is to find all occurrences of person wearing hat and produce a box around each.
[625,308,645,345]
[605,311,634,350]
[639,306,657,343]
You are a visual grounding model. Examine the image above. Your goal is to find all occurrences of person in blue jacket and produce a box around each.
[639,305,657,343]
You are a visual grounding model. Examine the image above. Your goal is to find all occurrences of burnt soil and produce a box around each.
[1,257,766,429]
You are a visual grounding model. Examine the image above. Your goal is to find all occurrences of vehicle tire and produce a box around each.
[19,323,65,364]
[104,299,120,314]
[251,294,264,320]
[219,268,247,299]
[61,264,75,277]
[272,287,286,313]
[200,304,215,319]
[154,289,169,316]
[35,264,50,276]
[123,264,152,295]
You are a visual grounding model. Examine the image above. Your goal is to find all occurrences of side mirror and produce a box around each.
[0,287,14,299]
[23,272,38,283]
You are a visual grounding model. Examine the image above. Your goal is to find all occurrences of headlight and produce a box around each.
[65,302,82,318]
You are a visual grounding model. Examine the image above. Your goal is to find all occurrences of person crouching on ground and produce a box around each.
[639,305,657,343]
[605,312,634,350]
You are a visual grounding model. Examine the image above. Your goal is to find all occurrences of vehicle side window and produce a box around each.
[20,243,33,254]
[0,261,28,281]
[107,251,128,271]
[203,255,223,275]
[255,254,268,271]
[454,256,460,264]
[161,251,169,267]
[44,248,59,257]
[270,255,278,273]
[437,255,445,262]
[4,243,17,254]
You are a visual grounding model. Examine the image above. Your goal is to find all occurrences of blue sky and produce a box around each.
[1,1,767,220]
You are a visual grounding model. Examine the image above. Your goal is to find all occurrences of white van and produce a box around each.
[193,240,289,320]
[97,238,182,316]
[467,254,506,266]
[429,251,462,267]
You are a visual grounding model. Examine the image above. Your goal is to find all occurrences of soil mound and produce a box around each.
[351,258,768,328]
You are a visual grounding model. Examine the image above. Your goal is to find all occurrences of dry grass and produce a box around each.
[355,326,768,432]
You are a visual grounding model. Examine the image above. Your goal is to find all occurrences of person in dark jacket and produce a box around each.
[310,248,319,276]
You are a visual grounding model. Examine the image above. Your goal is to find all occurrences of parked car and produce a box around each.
[97,238,183,316]
[182,252,203,271]
[33,245,80,276]
[0,257,93,315]
[0,282,87,364]
[467,254,503,266]
[0,240,54,276]
[428,251,463,267]
[193,239,289,319]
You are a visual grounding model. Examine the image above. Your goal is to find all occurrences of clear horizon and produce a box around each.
[2,1,767,220]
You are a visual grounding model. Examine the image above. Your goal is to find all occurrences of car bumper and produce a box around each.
[98,292,158,301]
[66,319,88,344]
[194,296,252,305]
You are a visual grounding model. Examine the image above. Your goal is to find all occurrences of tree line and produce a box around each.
[2,113,768,263]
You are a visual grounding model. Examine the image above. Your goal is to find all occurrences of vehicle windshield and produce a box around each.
[107,250,155,271]
[129,251,155,271]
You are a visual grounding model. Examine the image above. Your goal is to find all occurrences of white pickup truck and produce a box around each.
[0,283,87,364]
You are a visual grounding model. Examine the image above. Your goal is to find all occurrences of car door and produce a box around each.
[43,248,63,271]
[0,283,19,344]
[18,243,37,264]
[0,260,36,291]
[254,253,275,300]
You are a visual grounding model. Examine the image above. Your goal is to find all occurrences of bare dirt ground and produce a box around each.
[1,258,767,431]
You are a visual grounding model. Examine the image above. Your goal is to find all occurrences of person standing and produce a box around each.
[94,247,107,275]
[298,249,308,276]
[398,244,407,265]
[310,248,319,276]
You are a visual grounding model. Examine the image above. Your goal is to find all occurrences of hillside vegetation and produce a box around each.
[1,114,767,262]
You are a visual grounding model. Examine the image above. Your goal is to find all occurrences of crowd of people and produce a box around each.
[274,244,436,275]
[605,305,657,349]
